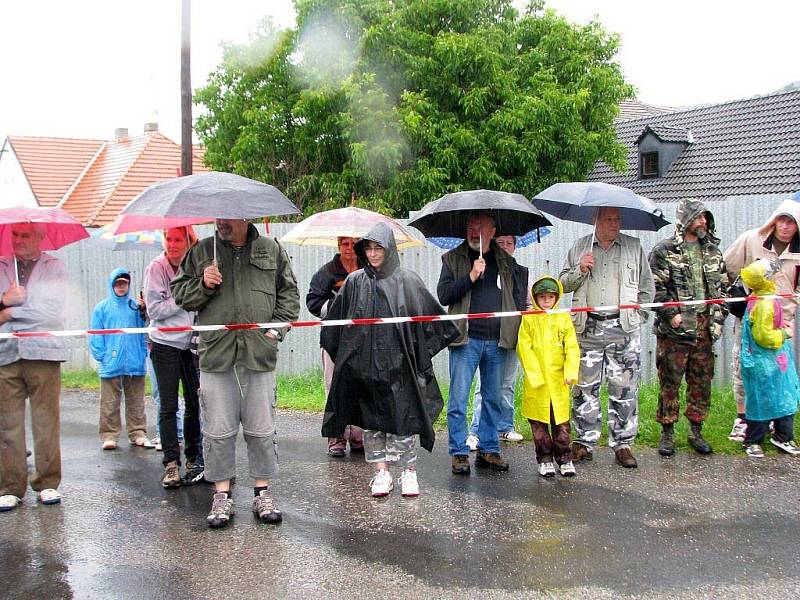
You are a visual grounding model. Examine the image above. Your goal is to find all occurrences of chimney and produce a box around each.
[114,127,129,141]
[144,122,158,133]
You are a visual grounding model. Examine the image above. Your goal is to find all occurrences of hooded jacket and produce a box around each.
[739,259,799,421]
[648,198,728,343]
[89,268,147,378]
[144,252,196,350]
[724,199,800,327]
[320,222,459,451]
[306,254,351,319]
[516,276,580,425]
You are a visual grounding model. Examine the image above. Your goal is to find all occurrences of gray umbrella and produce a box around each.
[407,189,551,238]
[532,182,669,231]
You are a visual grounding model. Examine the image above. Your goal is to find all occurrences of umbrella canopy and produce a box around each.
[407,190,551,238]
[280,207,424,250]
[115,171,300,234]
[427,226,552,250]
[89,224,164,251]
[533,182,670,231]
[0,206,89,255]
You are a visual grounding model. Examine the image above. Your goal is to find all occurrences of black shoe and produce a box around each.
[349,445,365,455]
[182,462,207,486]
[451,455,470,475]
[475,451,510,471]
[658,424,675,457]
[688,422,712,454]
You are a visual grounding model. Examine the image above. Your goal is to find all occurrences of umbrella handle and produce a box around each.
[13,256,18,286]
[478,231,485,280]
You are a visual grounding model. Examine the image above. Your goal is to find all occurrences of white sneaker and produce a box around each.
[466,433,479,452]
[0,495,21,512]
[153,437,163,452]
[559,461,576,477]
[397,469,420,497]
[728,418,747,442]
[499,430,524,442]
[133,436,155,449]
[744,444,764,458]
[770,438,800,455]
[101,440,117,451]
[369,470,394,497]
[538,462,556,477]
[37,489,61,505]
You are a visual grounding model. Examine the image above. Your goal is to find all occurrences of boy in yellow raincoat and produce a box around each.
[517,276,581,477]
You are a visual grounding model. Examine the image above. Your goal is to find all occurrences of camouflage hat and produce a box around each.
[532,278,559,295]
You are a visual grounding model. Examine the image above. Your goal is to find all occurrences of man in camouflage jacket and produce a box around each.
[648,197,728,456]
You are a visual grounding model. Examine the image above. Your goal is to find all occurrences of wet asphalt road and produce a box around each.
[1,390,799,599]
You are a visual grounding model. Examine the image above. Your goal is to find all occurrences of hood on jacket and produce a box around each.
[757,199,800,251]
[107,267,133,303]
[676,197,717,243]
[355,222,400,279]
[530,275,563,310]
[741,258,779,295]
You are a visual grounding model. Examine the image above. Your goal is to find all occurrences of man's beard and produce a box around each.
[467,238,481,251]
[691,226,707,238]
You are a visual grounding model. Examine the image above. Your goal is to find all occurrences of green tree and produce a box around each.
[195,1,633,217]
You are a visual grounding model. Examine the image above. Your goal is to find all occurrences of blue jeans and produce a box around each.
[470,351,519,436]
[447,338,506,455]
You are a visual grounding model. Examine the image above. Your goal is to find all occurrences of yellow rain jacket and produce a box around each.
[516,276,580,424]
[740,260,785,350]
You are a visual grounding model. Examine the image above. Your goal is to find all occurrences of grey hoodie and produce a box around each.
[144,253,195,350]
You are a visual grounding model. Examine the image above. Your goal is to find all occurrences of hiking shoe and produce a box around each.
[728,418,747,442]
[770,438,800,455]
[161,461,182,489]
[537,461,556,477]
[451,455,470,475]
[688,422,712,455]
[466,433,479,452]
[397,469,420,497]
[0,495,22,512]
[559,461,576,477]
[37,489,61,505]
[499,430,524,442]
[207,492,234,528]
[101,440,117,451]
[658,424,675,457]
[252,489,282,524]
[571,442,593,462]
[475,451,510,471]
[182,461,207,486]
[744,444,764,458]
[614,447,638,468]
[369,470,393,497]
[153,437,163,452]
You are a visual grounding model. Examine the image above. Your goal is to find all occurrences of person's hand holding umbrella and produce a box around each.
[203,263,223,289]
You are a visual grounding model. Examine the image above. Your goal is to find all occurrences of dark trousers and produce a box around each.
[529,405,573,465]
[151,342,201,466]
[745,414,794,445]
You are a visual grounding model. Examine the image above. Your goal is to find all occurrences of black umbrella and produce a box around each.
[408,189,552,238]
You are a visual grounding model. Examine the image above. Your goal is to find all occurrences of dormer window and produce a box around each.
[640,152,659,178]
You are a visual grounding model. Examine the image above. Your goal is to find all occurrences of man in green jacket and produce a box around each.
[172,219,299,529]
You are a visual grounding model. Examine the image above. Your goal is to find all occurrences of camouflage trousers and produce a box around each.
[362,429,416,468]
[573,317,640,449]
[655,313,714,425]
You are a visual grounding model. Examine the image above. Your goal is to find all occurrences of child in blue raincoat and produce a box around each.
[90,268,150,451]
[739,259,800,457]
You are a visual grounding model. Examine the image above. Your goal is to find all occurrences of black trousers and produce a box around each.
[744,414,794,445]
[151,342,202,466]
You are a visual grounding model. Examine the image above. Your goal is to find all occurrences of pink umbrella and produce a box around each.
[0,206,89,283]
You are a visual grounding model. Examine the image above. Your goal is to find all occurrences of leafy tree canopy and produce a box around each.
[195,0,633,218]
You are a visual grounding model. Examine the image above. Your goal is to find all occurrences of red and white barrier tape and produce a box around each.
[0,293,796,340]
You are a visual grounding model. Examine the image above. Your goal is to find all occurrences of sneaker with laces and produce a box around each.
[728,418,747,442]
[182,461,207,486]
[0,495,22,512]
[397,469,420,497]
[161,461,182,489]
[559,461,577,477]
[770,438,800,455]
[369,469,393,497]
[252,489,282,524]
[466,433,479,452]
[499,430,524,442]
[133,436,155,448]
[207,492,235,528]
[37,489,61,505]
[153,437,163,452]
[744,444,764,458]
[537,462,556,477]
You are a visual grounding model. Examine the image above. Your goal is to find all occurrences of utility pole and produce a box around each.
[180,0,192,177]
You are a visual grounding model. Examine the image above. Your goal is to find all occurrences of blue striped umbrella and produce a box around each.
[89,225,164,251]
[427,227,551,250]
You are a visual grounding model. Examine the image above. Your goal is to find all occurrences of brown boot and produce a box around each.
[475,451,510,471]
[451,455,470,475]
[614,447,638,468]
[571,442,593,462]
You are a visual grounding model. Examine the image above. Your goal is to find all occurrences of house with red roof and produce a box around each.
[0,124,207,225]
